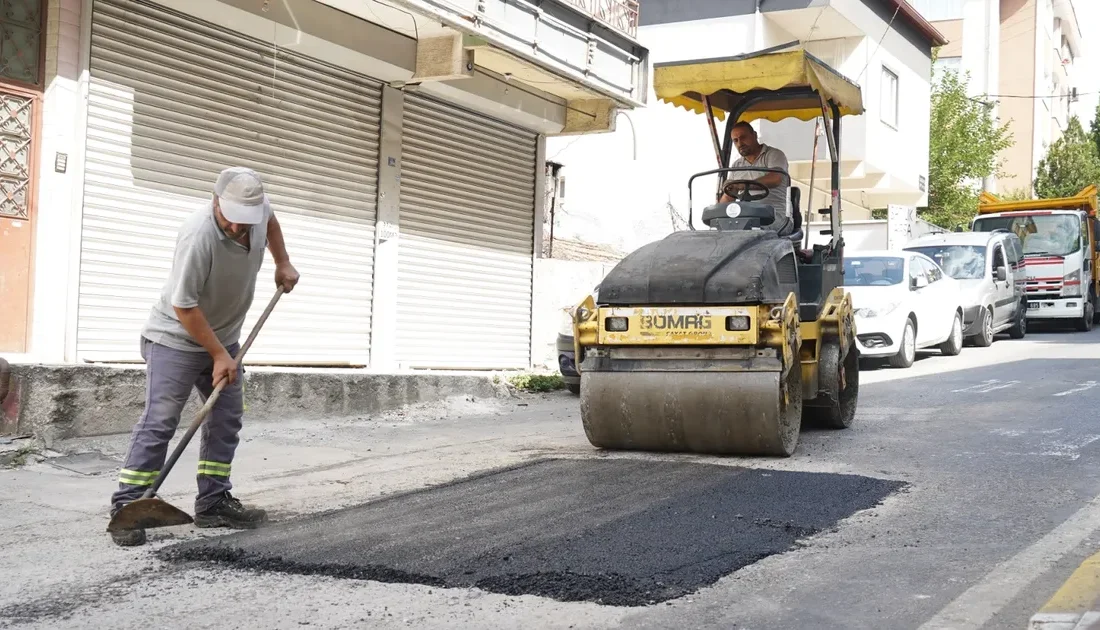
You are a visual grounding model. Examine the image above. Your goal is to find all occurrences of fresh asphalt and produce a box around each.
[161,460,901,606]
[2,324,1100,629]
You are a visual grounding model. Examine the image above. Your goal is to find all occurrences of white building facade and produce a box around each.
[545,0,946,255]
[912,0,1087,195]
[0,0,649,370]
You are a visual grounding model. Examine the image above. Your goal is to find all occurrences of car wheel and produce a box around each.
[939,311,963,356]
[889,318,916,369]
[567,382,580,395]
[971,307,994,347]
[1008,302,1027,339]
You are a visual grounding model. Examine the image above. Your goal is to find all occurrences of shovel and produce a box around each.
[107,288,284,533]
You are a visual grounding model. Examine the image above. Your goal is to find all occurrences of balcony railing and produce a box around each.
[561,0,639,37]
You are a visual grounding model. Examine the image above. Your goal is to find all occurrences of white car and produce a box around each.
[844,250,966,368]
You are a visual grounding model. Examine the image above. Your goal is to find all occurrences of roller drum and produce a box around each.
[579,366,803,457]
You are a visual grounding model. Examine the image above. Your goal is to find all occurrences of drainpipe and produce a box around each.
[982,0,993,193]
[979,99,994,192]
[547,162,562,258]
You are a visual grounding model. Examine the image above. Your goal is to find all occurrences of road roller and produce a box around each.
[572,47,862,457]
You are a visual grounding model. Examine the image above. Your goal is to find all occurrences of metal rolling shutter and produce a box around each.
[77,0,380,365]
[398,94,537,369]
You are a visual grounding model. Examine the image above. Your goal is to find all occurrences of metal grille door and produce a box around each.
[78,0,382,364]
[397,93,537,369]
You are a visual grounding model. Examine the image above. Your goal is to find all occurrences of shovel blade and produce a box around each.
[107,497,194,532]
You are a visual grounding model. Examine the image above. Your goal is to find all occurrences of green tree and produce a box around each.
[925,66,1014,230]
[998,187,1034,201]
[1034,116,1100,198]
[1088,101,1100,157]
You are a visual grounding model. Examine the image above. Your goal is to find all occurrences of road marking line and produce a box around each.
[952,379,1021,394]
[1055,382,1099,397]
[919,493,1100,630]
[1039,436,1100,461]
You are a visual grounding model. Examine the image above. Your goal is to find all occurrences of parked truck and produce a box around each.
[971,185,1100,331]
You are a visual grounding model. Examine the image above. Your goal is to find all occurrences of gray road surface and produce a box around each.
[2,326,1100,629]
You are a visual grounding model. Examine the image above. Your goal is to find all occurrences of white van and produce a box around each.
[903,230,1027,345]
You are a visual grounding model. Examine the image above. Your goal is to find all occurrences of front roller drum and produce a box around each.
[580,366,803,457]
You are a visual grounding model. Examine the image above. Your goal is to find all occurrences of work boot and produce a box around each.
[108,506,147,547]
[194,492,267,529]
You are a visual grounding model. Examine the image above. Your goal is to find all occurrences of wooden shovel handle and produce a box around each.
[143,288,284,498]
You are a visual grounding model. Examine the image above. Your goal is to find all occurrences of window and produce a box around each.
[1003,236,1022,268]
[973,213,1082,256]
[881,67,899,129]
[924,258,945,283]
[843,257,905,286]
[910,0,965,21]
[992,245,1005,270]
[906,245,986,279]
[909,257,930,286]
[0,0,43,86]
[934,56,962,80]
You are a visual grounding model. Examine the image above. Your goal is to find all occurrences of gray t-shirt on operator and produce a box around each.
[142,199,272,352]
[727,143,791,220]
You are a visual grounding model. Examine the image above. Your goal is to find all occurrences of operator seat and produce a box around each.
[788,186,803,243]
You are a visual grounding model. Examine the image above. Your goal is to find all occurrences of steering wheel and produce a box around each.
[723,179,770,202]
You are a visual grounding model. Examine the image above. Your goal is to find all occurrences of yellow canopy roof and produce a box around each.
[653,49,865,123]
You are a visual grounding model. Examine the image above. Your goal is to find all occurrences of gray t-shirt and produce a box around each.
[142,199,271,352]
[728,144,790,219]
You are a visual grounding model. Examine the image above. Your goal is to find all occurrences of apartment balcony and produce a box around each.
[560,0,640,38]
[362,0,648,134]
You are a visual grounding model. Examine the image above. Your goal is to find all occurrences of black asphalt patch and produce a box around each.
[161,458,903,606]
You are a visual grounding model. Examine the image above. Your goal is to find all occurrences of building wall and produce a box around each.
[867,37,933,205]
[997,0,1036,195]
[761,27,933,211]
[546,3,937,252]
[21,0,618,365]
[927,0,1086,197]
[926,0,1000,189]
[27,0,84,361]
[1032,0,1050,170]
[545,13,771,255]
[935,19,964,57]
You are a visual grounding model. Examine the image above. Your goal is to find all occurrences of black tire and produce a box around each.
[805,340,860,429]
[567,382,580,395]
[1077,294,1096,332]
[776,335,804,457]
[889,318,916,369]
[971,307,994,347]
[1008,302,1027,339]
[939,311,964,356]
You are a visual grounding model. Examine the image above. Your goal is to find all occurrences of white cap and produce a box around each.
[213,167,268,224]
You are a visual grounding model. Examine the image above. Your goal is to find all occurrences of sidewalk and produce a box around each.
[1,361,515,445]
[1030,551,1100,630]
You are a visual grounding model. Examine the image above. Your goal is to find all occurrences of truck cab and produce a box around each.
[971,189,1100,331]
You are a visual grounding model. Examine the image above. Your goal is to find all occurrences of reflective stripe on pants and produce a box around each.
[111,337,244,514]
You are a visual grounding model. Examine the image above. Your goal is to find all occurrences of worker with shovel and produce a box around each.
[108,167,299,547]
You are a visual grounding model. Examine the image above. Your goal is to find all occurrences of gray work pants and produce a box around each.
[110,336,244,514]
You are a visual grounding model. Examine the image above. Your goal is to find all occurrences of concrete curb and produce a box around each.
[4,363,516,446]
[1029,551,1100,630]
